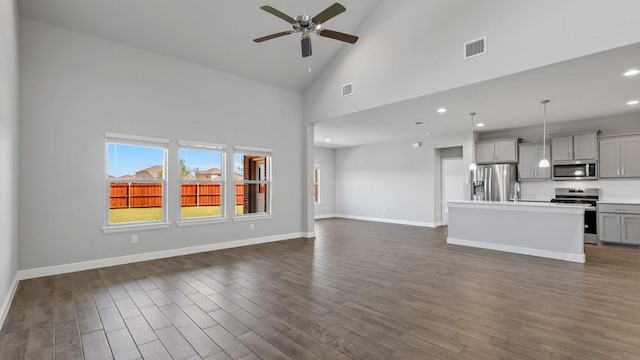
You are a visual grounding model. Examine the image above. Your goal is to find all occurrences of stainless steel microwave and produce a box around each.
[552,161,598,180]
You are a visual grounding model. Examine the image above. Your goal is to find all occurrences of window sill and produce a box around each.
[102,222,171,233]
[232,214,273,222]
[176,218,228,227]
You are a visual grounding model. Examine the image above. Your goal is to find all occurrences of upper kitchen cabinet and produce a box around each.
[551,131,599,161]
[599,135,640,178]
[518,143,551,180]
[475,138,520,164]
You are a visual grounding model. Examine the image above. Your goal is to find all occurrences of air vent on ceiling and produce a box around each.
[464,36,486,59]
[342,83,353,97]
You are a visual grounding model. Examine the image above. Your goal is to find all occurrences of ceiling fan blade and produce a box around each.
[312,2,346,25]
[259,5,296,24]
[301,37,312,57]
[253,31,295,43]
[318,29,358,44]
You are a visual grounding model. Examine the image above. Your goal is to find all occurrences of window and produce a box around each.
[105,133,169,230]
[234,146,272,216]
[313,166,320,203]
[179,140,226,221]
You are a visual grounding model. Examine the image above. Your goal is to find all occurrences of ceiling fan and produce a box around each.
[253,2,358,57]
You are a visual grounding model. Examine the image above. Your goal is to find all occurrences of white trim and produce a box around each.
[334,214,436,228]
[178,139,226,150]
[0,274,19,328]
[434,221,445,227]
[234,145,273,153]
[17,232,307,280]
[314,214,337,220]
[232,214,273,222]
[303,232,316,238]
[446,237,586,263]
[176,218,228,227]
[105,132,170,145]
[102,222,171,233]
[446,201,586,214]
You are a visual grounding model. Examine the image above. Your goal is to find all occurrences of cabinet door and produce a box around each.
[598,213,621,243]
[518,146,536,179]
[621,215,640,245]
[534,144,551,178]
[620,136,640,177]
[573,133,598,160]
[494,140,517,162]
[599,139,621,178]
[476,143,495,163]
[552,136,573,161]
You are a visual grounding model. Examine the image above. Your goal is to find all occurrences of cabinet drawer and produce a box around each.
[598,203,640,214]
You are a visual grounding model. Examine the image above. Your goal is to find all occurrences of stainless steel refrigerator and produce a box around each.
[470,163,519,201]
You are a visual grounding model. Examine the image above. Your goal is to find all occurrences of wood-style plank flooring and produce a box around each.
[2,218,640,359]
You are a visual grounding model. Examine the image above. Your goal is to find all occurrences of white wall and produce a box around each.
[18,19,306,271]
[335,132,472,226]
[304,0,640,123]
[313,147,336,217]
[0,0,19,322]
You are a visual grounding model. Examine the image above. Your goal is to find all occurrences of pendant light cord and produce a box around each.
[541,100,549,158]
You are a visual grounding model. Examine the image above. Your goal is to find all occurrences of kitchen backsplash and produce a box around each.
[521,179,640,201]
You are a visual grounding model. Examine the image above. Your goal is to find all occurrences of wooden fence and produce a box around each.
[110,183,244,209]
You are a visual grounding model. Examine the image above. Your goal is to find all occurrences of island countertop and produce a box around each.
[446,200,588,212]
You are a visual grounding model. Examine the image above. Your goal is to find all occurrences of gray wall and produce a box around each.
[335,132,471,226]
[18,19,306,271]
[313,147,336,217]
[0,0,19,319]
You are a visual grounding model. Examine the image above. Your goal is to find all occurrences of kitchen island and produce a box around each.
[446,201,587,263]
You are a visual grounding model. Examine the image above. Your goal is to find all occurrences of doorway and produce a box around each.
[440,149,465,225]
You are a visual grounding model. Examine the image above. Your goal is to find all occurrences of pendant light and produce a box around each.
[469,112,477,171]
[539,100,550,168]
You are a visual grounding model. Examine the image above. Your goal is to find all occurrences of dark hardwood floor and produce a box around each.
[2,218,640,359]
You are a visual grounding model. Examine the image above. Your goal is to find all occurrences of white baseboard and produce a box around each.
[314,214,337,220]
[17,232,307,280]
[334,214,436,228]
[1,273,19,328]
[446,237,586,263]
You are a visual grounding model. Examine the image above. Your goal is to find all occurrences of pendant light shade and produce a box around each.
[539,100,550,168]
[469,112,477,171]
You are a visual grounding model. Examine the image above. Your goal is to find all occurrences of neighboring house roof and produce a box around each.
[135,165,163,179]
[197,168,221,180]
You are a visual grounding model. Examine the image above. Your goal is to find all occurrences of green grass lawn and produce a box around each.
[109,206,244,224]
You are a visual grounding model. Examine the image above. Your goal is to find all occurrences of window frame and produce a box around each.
[103,132,170,233]
[177,140,228,226]
[313,165,320,204]
[233,145,273,221]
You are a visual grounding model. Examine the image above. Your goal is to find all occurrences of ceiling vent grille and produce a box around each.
[464,36,486,59]
[342,83,353,97]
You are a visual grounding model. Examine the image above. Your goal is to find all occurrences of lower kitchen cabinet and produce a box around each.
[598,203,640,245]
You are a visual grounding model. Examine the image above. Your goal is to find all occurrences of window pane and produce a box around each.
[235,183,268,215]
[313,167,320,203]
[107,142,165,225]
[234,153,270,215]
[180,148,224,220]
[108,182,164,224]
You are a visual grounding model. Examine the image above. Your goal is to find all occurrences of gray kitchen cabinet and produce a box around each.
[599,135,640,178]
[518,143,551,180]
[551,131,598,161]
[598,203,640,245]
[475,138,519,164]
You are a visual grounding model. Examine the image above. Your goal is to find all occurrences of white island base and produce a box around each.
[446,201,586,263]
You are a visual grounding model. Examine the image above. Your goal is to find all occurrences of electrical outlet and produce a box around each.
[131,235,138,244]
[250,223,254,230]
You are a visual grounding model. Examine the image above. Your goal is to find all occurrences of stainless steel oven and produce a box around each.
[550,188,599,244]
[552,161,597,180]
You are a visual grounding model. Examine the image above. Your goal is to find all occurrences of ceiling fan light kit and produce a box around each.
[254,2,358,58]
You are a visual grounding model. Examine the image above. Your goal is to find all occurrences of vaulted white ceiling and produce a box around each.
[17,1,640,148]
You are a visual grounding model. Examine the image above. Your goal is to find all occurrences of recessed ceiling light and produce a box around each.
[627,100,639,105]
[623,69,640,77]
[437,108,447,113]
[476,123,485,127]
[324,139,332,142]
[414,121,425,125]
